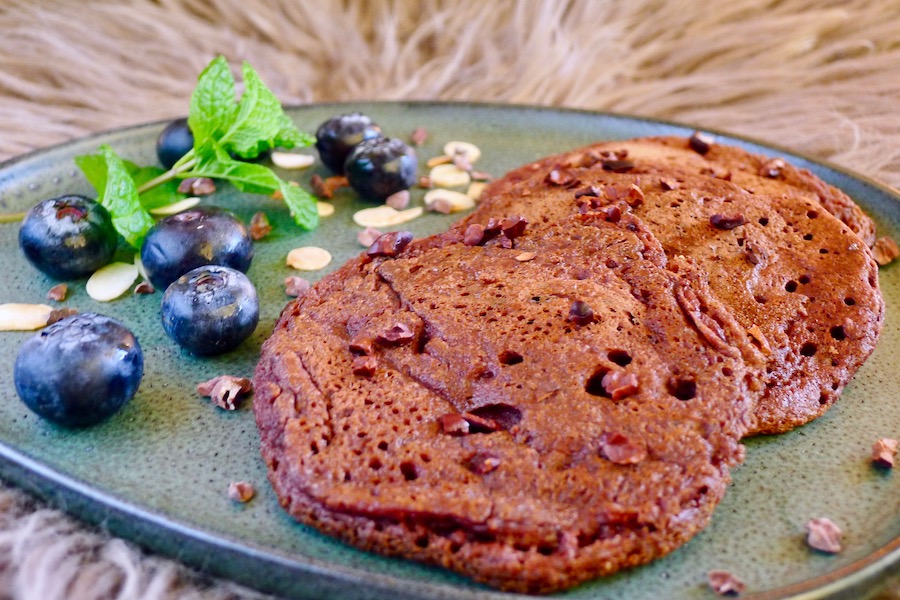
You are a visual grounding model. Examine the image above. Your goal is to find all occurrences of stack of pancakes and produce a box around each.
[253,136,884,593]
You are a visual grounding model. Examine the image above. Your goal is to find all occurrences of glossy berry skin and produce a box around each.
[161,265,259,356]
[19,194,117,280]
[14,313,143,427]
[156,117,194,169]
[344,137,418,202]
[140,206,253,291]
[315,113,382,173]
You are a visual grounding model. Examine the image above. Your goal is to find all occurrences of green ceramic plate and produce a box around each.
[0,103,897,600]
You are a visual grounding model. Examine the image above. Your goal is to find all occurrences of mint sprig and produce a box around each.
[75,56,317,248]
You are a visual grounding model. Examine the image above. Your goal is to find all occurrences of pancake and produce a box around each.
[253,212,764,593]
[462,136,884,434]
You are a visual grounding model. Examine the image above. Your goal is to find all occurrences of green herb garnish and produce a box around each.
[75,56,317,248]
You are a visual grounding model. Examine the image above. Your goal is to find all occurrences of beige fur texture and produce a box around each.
[0,1,898,599]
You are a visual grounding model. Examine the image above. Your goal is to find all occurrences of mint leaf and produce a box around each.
[131,166,187,210]
[188,56,237,145]
[187,140,318,229]
[95,145,155,248]
[74,153,107,191]
[216,62,310,159]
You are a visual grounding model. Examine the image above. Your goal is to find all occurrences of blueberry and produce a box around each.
[140,206,253,291]
[14,313,143,427]
[315,113,382,173]
[344,137,418,202]
[156,118,194,170]
[161,265,259,356]
[19,194,117,280]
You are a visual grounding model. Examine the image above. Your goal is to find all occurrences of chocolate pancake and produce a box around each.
[254,213,764,593]
[463,136,884,434]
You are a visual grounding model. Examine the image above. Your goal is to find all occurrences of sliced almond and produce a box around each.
[149,197,202,216]
[133,254,149,281]
[317,201,335,217]
[353,205,423,228]
[0,303,53,331]
[443,141,481,164]
[429,164,471,189]
[466,181,487,200]
[286,246,332,271]
[426,155,452,168]
[86,262,140,302]
[424,189,475,213]
[271,152,316,170]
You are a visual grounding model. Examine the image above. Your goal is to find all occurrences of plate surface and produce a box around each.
[0,103,897,600]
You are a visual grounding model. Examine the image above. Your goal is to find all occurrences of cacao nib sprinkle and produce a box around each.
[601,371,639,400]
[599,432,647,464]
[689,131,714,155]
[806,517,842,553]
[351,356,378,377]
[461,412,501,433]
[500,216,528,240]
[625,184,645,207]
[710,213,746,230]
[284,276,311,297]
[357,226,384,248]
[463,223,486,246]
[601,205,622,223]
[197,375,252,411]
[660,177,681,191]
[249,211,272,240]
[574,185,601,199]
[377,322,415,345]
[708,570,746,596]
[601,159,635,173]
[568,300,594,326]
[177,177,216,196]
[311,174,349,199]
[228,481,255,503]
[46,283,67,302]
[744,241,766,266]
[410,127,428,146]
[349,335,375,356]
[367,231,413,258]
[545,167,579,187]
[440,413,470,435]
[758,158,786,178]
[133,281,155,295]
[872,437,898,468]
[466,452,501,475]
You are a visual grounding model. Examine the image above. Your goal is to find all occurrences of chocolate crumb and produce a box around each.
[357,226,384,248]
[418,175,432,189]
[568,300,594,326]
[441,413,470,435]
[197,375,252,411]
[872,236,899,266]
[386,189,410,210]
[758,158,786,178]
[464,224,486,246]
[46,283,67,302]
[599,432,647,464]
[349,335,375,356]
[625,184,645,207]
[710,213,746,230]
[601,371,639,400]
[689,131,714,155]
[367,231,413,258]
[228,481,255,503]
[46,307,78,325]
[872,437,898,468]
[500,216,528,240]
[601,159,635,173]
[806,517,842,553]
[708,570,746,596]
[285,276,311,297]
[351,356,378,377]
[311,174,349,199]
[249,211,272,240]
[744,241,766,266]
[177,177,216,196]
[660,177,681,191]
[410,127,428,146]
[377,323,415,345]
[466,452,501,475]
[133,281,155,295]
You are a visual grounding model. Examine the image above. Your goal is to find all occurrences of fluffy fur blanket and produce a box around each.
[0,1,897,599]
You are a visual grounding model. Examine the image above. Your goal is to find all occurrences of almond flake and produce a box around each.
[86,262,140,302]
[286,246,332,271]
[0,303,53,331]
[429,164,471,188]
[514,252,536,262]
[466,181,487,200]
[317,201,335,217]
[352,205,423,228]
[271,152,315,169]
[149,197,202,216]
[424,189,475,213]
[443,141,481,164]
[134,254,149,281]
[872,236,899,266]
[426,155,452,168]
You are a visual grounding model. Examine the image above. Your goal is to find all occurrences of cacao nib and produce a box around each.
[689,131,714,155]
[568,300,594,326]
[410,127,428,146]
[872,236,899,266]
[177,177,216,196]
[601,371,639,400]
[574,185,601,199]
[285,276,311,297]
[228,481,255,503]
[601,159,635,173]
[708,570,746,596]
[500,216,528,240]
[463,224,486,246]
[440,413,470,435]
[758,158,786,178]
[806,517,842,553]
[545,168,579,187]
[367,231,413,258]
[197,375,253,411]
[599,432,647,464]
[466,452,501,475]
[710,213,746,230]
[377,322,415,345]
[46,283,67,302]
[249,211,272,240]
[872,437,898,468]
[351,356,378,377]
[349,335,375,356]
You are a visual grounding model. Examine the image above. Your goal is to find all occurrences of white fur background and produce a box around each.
[0,1,898,598]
